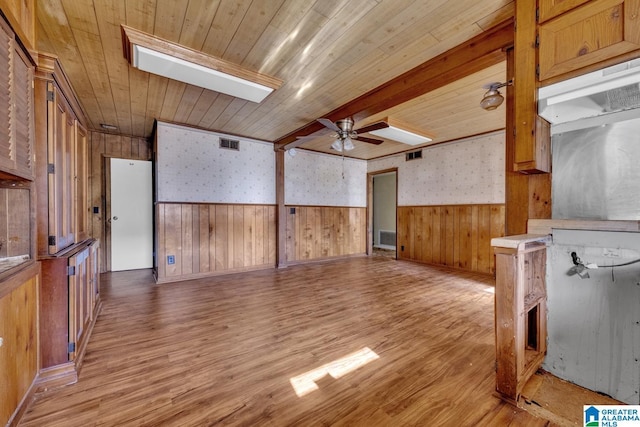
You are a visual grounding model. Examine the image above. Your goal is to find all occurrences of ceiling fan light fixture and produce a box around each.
[331,139,343,152]
[343,137,355,151]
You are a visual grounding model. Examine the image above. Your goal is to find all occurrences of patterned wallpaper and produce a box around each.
[155,122,502,207]
[285,150,367,207]
[156,122,275,204]
[368,131,505,206]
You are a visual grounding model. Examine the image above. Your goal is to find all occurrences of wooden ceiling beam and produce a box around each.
[275,18,514,149]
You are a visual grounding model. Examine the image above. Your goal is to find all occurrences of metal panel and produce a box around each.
[543,229,640,404]
[552,117,640,220]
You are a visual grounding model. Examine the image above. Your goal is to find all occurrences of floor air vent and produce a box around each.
[379,230,396,247]
[220,137,240,150]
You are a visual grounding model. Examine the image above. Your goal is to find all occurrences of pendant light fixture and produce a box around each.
[480,80,513,111]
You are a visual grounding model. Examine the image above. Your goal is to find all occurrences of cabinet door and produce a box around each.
[538,0,592,23]
[74,124,88,242]
[0,19,34,180]
[68,246,89,361]
[539,0,640,80]
[47,83,76,253]
[88,239,100,321]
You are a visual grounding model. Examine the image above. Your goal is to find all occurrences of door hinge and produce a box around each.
[536,64,540,77]
[535,34,540,48]
[68,342,75,353]
[67,266,76,276]
[536,7,540,23]
[47,90,54,102]
[47,163,55,174]
[48,235,56,246]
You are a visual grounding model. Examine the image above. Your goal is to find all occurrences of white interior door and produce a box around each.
[110,158,153,271]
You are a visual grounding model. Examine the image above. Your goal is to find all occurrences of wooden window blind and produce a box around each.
[0,22,13,171]
[12,48,33,175]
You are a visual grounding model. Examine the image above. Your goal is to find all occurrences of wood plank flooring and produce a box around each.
[21,257,553,426]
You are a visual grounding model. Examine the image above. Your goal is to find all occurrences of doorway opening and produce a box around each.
[368,169,397,259]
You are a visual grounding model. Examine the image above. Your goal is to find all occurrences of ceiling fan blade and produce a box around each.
[317,118,341,132]
[357,136,383,145]
[355,121,388,134]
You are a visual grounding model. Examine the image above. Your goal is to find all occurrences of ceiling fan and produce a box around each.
[299,117,386,152]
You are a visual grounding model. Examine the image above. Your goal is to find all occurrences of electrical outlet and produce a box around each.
[0,337,3,347]
[167,255,175,265]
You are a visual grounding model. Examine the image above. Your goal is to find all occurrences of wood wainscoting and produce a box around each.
[155,203,276,283]
[398,204,505,274]
[0,262,40,427]
[285,206,366,263]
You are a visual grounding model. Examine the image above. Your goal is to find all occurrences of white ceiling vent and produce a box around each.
[219,137,240,151]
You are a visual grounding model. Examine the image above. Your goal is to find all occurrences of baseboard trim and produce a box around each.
[34,362,78,394]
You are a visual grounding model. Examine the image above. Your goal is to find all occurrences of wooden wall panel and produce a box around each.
[398,204,505,275]
[89,131,151,272]
[0,262,39,427]
[285,206,367,263]
[155,203,276,283]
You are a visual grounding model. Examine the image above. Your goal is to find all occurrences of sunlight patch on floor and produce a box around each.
[290,347,380,397]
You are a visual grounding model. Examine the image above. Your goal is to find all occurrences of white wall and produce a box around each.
[156,121,275,204]
[285,150,367,207]
[368,131,505,206]
[544,229,640,404]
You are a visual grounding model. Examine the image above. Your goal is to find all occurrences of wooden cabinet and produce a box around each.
[40,239,101,378]
[33,54,101,390]
[75,124,89,243]
[46,83,76,253]
[538,0,592,22]
[492,235,549,402]
[35,54,90,256]
[0,17,34,181]
[0,14,38,426]
[514,0,640,174]
[0,0,36,52]
[538,0,640,81]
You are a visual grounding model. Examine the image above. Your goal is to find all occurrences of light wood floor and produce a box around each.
[21,257,553,426]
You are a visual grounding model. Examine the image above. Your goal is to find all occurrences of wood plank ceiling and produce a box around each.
[35,0,512,160]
